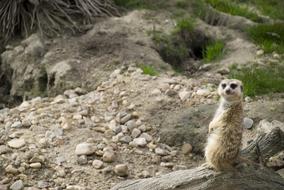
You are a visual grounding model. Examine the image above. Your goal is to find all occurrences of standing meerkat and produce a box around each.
[204,79,244,171]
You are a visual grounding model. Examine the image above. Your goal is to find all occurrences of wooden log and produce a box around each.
[111,127,284,190]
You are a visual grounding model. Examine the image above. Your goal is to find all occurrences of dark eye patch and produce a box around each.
[230,83,238,89]
[221,83,226,89]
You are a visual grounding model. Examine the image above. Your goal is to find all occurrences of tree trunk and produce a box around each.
[111,128,284,190]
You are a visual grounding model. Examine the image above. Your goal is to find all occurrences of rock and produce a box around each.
[29,162,42,169]
[160,162,174,168]
[11,121,22,128]
[114,164,128,177]
[10,180,24,190]
[0,185,7,190]
[165,89,177,97]
[217,68,230,75]
[243,117,254,129]
[66,185,87,190]
[132,138,147,147]
[125,120,137,130]
[178,90,191,101]
[257,120,284,134]
[267,151,284,168]
[77,155,88,165]
[5,165,18,174]
[196,89,210,96]
[155,148,168,156]
[74,87,87,95]
[119,135,132,144]
[151,89,162,96]
[181,143,193,155]
[276,168,284,178]
[92,160,104,169]
[0,145,10,154]
[131,128,141,138]
[103,151,115,163]
[108,120,122,134]
[121,114,132,124]
[75,143,95,156]
[273,53,280,59]
[256,49,264,56]
[140,133,153,142]
[37,181,49,189]
[7,139,26,149]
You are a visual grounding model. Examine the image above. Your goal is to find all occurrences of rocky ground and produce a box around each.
[0,8,283,190]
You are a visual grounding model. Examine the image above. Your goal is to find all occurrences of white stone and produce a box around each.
[256,49,264,56]
[75,143,95,156]
[178,90,191,101]
[30,162,42,169]
[92,160,104,169]
[131,128,141,138]
[11,121,22,128]
[114,164,128,177]
[8,139,26,149]
[132,138,147,147]
[243,117,254,129]
[10,180,24,190]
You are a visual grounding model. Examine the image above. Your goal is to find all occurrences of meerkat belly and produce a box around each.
[206,126,242,162]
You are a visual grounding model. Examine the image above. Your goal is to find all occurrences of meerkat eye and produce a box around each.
[230,83,238,89]
[221,83,226,89]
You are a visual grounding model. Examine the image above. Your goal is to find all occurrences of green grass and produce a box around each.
[152,31,188,66]
[174,17,196,33]
[206,0,262,22]
[114,0,167,10]
[138,64,159,76]
[176,0,190,8]
[234,0,284,20]
[229,64,284,97]
[202,40,225,62]
[247,23,284,53]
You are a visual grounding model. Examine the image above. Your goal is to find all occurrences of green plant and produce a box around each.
[206,0,262,22]
[176,0,190,8]
[202,40,225,62]
[247,23,284,53]
[152,31,188,66]
[114,0,167,10]
[229,64,284,97]
[0,0,117,41]
[138,64,159,76]
[174,17,196,34]
[234,0,284,20]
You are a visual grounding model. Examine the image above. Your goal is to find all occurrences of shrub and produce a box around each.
[229,63,284,97]
[206,0,262,22]
[247,23,284,53]
[138,64,159,76]
[202,40,225,62]
[0,0,118,41]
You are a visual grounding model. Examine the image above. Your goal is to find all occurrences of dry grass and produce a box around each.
[0,0,118,41]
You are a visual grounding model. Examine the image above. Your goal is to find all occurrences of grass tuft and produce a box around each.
[114,0,167,10]
[175,0,190,9]
[0,0,118,41]
[229,63,284,97]
[202,40,225,62]
[247,23,284,54]
[206,0,262,22]
[138,64,159,76]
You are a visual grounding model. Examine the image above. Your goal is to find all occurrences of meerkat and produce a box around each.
[204,79,244,171]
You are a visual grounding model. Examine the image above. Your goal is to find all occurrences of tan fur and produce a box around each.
[204,79,244,171]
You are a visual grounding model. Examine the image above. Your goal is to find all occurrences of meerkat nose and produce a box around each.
[225,89,231,94]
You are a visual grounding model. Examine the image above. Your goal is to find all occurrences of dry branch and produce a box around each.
[111,127,284,190]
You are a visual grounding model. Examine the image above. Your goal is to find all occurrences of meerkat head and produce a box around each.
[218,79,243,102]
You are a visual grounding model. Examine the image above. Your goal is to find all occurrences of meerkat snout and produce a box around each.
[218,79,243,102]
